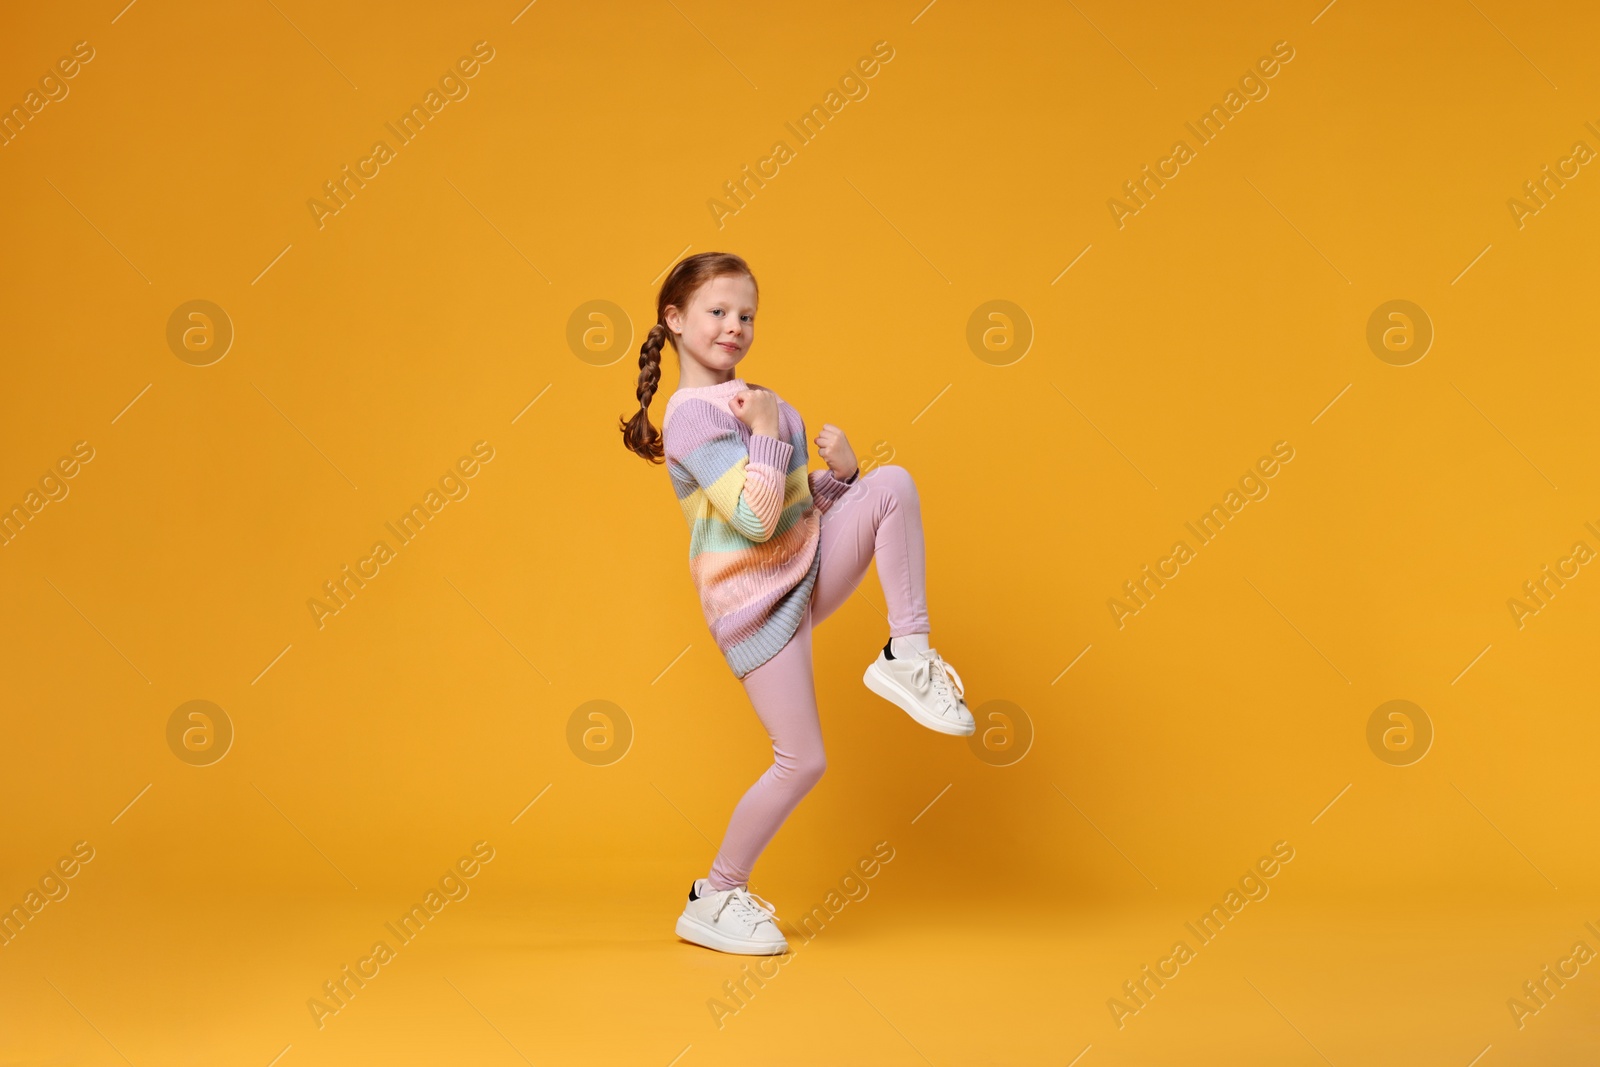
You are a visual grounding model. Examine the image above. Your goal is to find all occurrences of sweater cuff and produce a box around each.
[809,466,855,513]
[746,431,793,475]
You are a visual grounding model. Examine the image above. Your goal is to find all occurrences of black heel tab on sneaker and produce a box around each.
[883,637,896,660]
[688,881,700,902]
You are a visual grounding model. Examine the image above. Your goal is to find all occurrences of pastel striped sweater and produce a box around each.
[662,377,857,678]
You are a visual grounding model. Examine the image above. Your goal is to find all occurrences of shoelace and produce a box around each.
[713,885,780,929]
[911,649,966,717]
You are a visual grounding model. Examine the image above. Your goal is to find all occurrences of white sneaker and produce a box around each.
[676,878,789,955]
[863,645,975,736]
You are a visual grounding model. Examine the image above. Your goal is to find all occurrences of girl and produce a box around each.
[619,251,973,956]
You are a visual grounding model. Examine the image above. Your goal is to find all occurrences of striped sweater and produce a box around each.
[662,377,857,678]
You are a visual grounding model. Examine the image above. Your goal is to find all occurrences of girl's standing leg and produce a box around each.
[810,464,930,635]
[702,464,931,891]
[706,600,826,891]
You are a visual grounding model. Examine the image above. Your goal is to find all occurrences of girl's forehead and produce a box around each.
[694,276,757,307]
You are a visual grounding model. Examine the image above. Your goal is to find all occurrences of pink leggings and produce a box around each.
[706,464,930,891]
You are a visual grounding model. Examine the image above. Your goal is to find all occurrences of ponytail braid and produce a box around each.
[619,321,669,463]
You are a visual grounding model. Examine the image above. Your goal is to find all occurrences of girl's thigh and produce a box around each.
[739,598,824,763]
[809,465,915,628]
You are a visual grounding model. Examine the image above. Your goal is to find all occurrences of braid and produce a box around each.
[637,321,666,410]
[619,320,668,463]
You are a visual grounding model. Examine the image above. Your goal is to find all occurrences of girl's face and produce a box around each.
[666,274,757,378]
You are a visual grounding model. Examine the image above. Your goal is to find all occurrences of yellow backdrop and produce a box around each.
[2,1,1596,1064]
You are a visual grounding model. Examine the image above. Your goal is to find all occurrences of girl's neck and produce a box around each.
[677,362,743,391]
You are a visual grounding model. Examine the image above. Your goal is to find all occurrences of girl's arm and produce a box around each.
[806,417,859,515]
[808,466,857,515]
[666,402,793,544]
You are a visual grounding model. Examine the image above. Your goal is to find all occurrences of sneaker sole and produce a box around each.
[675,913,789,955]
[863,662,975,736]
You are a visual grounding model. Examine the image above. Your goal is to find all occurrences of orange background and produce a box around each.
[2,1,1597,1063]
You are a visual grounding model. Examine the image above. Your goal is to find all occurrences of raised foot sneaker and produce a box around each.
[863,646,975,736]
[675,878,789,955]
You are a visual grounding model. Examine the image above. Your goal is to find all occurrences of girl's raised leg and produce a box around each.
[809,464,930,636]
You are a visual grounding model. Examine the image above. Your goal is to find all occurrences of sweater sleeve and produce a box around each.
[666,403,795,544]
[809,466,857,515]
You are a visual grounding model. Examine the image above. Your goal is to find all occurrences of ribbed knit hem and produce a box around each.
[809,466,855,513]
[726,545,821,678]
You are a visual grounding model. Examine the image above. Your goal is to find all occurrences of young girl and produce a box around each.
[618,251,973,956]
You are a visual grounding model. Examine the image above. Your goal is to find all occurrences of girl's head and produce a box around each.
[619,251,759,464]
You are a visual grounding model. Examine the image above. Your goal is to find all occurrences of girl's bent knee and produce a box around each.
[876,464,917,499]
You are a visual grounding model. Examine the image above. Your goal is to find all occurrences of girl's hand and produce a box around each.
[814,423,858,481]
[731,388,780,439]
